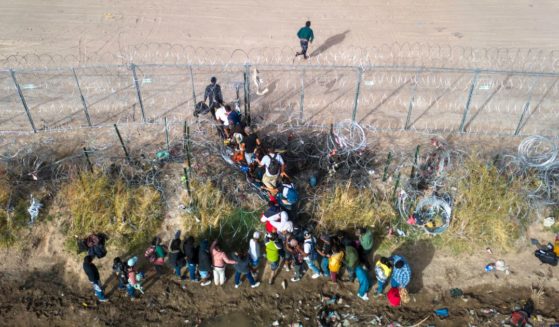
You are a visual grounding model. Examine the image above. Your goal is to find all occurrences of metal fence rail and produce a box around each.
[1,62,558,137]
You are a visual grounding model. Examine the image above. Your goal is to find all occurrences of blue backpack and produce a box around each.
[284,185,299,204]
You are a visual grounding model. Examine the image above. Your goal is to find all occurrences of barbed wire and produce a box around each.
[2,43,559,73]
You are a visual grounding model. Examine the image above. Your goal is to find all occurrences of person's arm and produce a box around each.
[210,240,218,252]
[216,85,224,104]
[256,138,261,146]
[310,30,314,43]
[204,86,209,102]
[223,253,237,265]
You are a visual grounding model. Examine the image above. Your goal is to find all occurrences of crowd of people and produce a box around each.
[83,221,413,306]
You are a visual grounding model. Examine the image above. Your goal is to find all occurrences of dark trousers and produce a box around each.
[299,40,309,58]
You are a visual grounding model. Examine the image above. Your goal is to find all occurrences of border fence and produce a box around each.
[1,61,558,137]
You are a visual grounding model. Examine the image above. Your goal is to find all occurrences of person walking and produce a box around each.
[198,239,213,286]
[83,255,108,302]
[328,245,344,283]
[316,233,332,277]
[257,147,287,194]
[390,255,412,289]
[168,237,186,280]
[183,236,199,282]
[241,126,261,165]
[265,232,283,284]
[356,227,374,267]
[231,251,261,289]
[203,76,224,119]
[303,231,321,279]
[126,256,145,300]
[343,239,359,282]
[145,236,166,275]
[249,231,262,274]
[295,21,314,60]
[355,265,370,301]
[285,238,305,282]
[374,256,393,296]
[210,240,237,286]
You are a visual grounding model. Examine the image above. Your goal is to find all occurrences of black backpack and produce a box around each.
[534,247,558,266]
[267,154,280,176]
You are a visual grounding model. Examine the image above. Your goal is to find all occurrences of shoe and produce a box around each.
[181,285,187,290]
[311,273,320,279]
[251,282,261,288]
[235,282,242,289]
[290,277,301,282]
[358,293,369,301]
[201,280,211,286]
[130,297,136,302]
[99,298,109,303]
[190,279,200,282]
[285,266,290,272]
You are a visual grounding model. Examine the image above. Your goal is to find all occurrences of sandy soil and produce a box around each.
[1,0,559,59]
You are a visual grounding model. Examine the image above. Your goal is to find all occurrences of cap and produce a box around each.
[253,231,261,239]
[303,230,311,238]
[289,239,298,247]
[127,256,138,267]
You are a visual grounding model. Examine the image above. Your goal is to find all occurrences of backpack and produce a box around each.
[510,311,529,327]
[267,154,280,176]
[304,237,318,261]
[534,247,558,266]
[145,246,157,263]
[283,184,298,204]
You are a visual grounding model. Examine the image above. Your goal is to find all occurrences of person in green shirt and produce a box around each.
[295,21,314,60]
[265,232,283,285]
[343,240,359,282]
[356,227,374,268]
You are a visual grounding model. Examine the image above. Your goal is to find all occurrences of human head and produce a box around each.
[267,232,277,241]
[244,126,253,134]
[211,76,217,84]
[267,147,276,154]
[305,21,311,27]
[253,231,261,239]
[113,257,122,265]
[395,260,404,269]
[185,235,194,244]
[151,236,161,246]
[303,230,311,239]
[127,256,138,267]
[357,227,367,235]
[289,239,298,247]
[225,104,232,112]
[331,245,340,253]
[380,256,392,268]
[84,255,93,264]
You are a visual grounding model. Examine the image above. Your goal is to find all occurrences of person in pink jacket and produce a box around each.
[210,240,237,286]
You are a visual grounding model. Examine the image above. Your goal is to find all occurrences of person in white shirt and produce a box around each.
[214,105,229,139]
[257,147,287,192]
[249,232,262,273]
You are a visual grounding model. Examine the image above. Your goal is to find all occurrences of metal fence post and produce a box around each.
[410,145,420,179]
[243,71,248,119]
[189,65,197,109]
[404,71,420,130]
[299,69,305,122]
[130,64,146,123]
[72,68,92,127]
[382,151,393,182]
[459,71,479,133]
[514,76,541,136]
[82,147,94,173]
[244,64,252,125]
[114,124,131,163]
[351,67,363,123]
[9,69,37,133]
[164,117,170,152]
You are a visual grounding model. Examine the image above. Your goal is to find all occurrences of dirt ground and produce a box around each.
[1,0,559,58]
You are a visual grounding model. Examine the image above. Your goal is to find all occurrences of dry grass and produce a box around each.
[316,182,395,232]
[181,180,261,250]
[0,176,31,248]
[60,171,162,253]
[436,154,534,254]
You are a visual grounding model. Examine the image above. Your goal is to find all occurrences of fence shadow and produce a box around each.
[310,30,350,58]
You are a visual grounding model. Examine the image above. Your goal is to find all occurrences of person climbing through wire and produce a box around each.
[276,176,298,210]
[295,21,314,60]
[241,126,261,165]
[257,147,287,195]
[203,76,224,119]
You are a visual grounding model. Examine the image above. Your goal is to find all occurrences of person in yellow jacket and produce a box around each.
[374,256,393,296]
[328,245,344,282]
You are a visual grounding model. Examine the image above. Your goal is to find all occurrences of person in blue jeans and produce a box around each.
[82,255,108,302]
[168,237,186,278]
[231,251,261,289]
[355,265,370,301]
[183,236,199,282]
[303,231,321,278]
[316,233,332,277]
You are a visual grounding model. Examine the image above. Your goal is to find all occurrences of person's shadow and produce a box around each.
[391,239,435,293]
[309,30,350,57]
